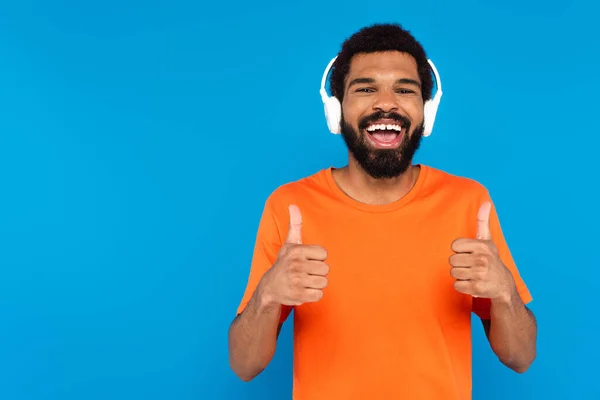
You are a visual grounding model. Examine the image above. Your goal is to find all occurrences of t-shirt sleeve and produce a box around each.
[235,196,293,324]
[472,195,533,320]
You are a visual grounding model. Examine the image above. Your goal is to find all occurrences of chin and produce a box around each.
[341,125,424,180]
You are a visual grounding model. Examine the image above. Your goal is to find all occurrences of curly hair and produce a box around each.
[329,23,433,103]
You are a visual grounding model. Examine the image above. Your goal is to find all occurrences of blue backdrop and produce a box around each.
[1,0,598,399]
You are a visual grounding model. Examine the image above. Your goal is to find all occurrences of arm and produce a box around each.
[227,197,289,382]
[228,203,328,382]
[451,200,537,373]
[481,287,537,372]
[228,280,284,382]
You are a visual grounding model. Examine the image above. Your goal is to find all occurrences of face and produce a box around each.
[340,51,425,179]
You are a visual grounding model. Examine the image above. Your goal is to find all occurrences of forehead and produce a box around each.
[346,51,420,83]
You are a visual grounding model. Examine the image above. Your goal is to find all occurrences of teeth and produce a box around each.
[366,124,402,132]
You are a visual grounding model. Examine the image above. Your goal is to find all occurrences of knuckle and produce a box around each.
[289,273,302,287]
[289,259,302,272]
[280,244,296,260]
[479,242,492,253]
[475,255,488,267]
[288,245,302,257]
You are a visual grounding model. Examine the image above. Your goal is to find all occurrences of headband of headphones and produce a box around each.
[319,55,443,137]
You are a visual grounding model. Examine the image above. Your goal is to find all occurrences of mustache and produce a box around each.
[358,111,411,131]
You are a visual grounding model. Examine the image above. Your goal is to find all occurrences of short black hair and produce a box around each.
[329,23,433,103]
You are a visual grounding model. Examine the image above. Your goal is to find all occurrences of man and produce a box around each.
[228,23,537,399]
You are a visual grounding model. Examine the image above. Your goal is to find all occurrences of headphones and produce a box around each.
[319,56,443,137]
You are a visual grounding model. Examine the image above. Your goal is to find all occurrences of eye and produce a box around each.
[396,88,415,94]
[355,87,375,93]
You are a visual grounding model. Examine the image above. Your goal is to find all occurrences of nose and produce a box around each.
[372,89,399,113]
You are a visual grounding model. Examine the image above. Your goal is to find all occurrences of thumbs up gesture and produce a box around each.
[450,202,516,302]
[259,205,329,307]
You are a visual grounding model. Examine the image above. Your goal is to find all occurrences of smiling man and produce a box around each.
[228,23,537,400]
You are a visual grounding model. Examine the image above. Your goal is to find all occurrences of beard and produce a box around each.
[340,111,424,179]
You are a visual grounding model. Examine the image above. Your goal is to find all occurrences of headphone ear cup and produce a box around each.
[324,96,342,134]
[423,100,433,137]
[422,98,440,137]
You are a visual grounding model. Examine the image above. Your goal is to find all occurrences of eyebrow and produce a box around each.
[347,77,422,89]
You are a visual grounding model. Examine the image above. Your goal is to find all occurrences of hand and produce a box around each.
[259,204,329,307]
[450,202,516,302]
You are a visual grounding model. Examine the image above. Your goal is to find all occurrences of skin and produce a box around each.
[336,51,537,372]
[333,51,425,205]
[228,51,537,381]
[228,205,328,381]
[451,201,537,372]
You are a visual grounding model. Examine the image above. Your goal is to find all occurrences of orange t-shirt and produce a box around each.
[236,164,532,400]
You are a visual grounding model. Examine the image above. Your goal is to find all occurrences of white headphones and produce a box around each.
[319,56,443,137]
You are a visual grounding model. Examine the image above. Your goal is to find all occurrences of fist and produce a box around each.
[259,204,329,306]
[450,202,516,302]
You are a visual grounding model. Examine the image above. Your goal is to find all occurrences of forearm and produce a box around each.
[228,283,282,381]
[488,288,537,372]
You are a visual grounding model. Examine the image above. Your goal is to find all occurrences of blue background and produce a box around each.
[1,0,598,399]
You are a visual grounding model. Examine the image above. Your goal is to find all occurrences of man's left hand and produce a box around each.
[450,202,517,302]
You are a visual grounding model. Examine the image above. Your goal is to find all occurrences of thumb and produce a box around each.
[476,201,492,240]
[286,204,303,244]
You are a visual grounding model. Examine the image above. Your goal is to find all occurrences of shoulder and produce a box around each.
[422,164,491,201]
[262,168,330,215]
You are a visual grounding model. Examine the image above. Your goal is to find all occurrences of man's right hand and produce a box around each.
[258,204,329,307]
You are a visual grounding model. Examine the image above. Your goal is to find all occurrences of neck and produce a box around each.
[332,155,420,205]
